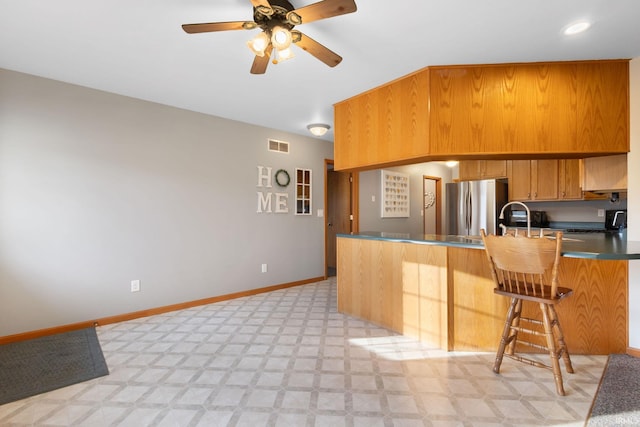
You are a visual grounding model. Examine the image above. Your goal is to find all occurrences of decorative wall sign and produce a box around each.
[256,165,289,214]
[275,169,290,187]
[381,170,410,218]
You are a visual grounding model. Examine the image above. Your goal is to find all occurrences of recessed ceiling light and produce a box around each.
[564,21,591,35]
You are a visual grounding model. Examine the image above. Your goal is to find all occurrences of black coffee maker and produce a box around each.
[605,209,627,231]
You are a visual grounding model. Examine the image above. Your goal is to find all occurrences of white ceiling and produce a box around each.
[2,0,640,141]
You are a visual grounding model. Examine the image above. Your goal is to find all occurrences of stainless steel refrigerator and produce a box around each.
[446,179,508,236]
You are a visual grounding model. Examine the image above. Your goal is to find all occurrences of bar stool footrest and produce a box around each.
[504,354,553,372]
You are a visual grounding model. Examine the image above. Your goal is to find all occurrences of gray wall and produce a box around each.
[0,69,333,336]
[359,163,454,235]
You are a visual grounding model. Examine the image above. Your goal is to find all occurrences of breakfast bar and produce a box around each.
[336,232,638,355]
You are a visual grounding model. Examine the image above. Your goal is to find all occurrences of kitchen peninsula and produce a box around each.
[336,232,635,355]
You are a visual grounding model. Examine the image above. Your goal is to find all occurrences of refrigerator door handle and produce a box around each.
[465,188,471,232]
[467,190,473,231]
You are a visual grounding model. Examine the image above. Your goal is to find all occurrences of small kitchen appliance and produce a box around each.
[605,209,627,231]
[508,210,549,228]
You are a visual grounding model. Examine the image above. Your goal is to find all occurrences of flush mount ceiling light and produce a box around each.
[445,161,458,168]
[564,21,592,35]
[307,123,330,137]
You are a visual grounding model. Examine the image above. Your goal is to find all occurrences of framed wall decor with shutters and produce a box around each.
[381,170,410,218]
[295,168,312,215]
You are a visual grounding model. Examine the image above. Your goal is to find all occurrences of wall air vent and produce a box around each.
[268,139,289,154]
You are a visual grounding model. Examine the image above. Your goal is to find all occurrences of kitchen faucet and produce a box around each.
[498,201,531,237]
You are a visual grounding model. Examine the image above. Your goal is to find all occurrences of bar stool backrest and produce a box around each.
[480,230,563,300]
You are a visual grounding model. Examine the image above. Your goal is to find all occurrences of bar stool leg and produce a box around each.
[506,299,523,357]
[494,297,518,374]
[549,304,574,374]
[540,303,565,396]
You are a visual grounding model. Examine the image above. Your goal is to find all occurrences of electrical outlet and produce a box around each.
[261,264,268,273]
[130,280,141,292]
[597,209,605,217]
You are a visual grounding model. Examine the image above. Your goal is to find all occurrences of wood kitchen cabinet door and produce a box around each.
[459,160,507,181]
[558,159,583,199]
[532,160,559,200]
[507,159,560,201]
[507,160,532,200]
[583,154,628,191]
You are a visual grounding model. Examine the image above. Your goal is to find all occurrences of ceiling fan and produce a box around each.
[182,0,357,74]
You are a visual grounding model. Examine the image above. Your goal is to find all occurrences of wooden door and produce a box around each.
[326,167,352,275]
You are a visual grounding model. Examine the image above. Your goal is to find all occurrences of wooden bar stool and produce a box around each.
[480,229,574,395]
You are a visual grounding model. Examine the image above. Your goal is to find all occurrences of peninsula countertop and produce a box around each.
[337,231,640,260]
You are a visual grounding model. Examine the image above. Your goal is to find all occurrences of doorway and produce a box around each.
[325,160,357,277]
[423,176,442,234]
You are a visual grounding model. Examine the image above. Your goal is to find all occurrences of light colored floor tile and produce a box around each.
[0,279,606,426]
[193,410,234,427]
[156,408,199,427]
[281,390,312,409]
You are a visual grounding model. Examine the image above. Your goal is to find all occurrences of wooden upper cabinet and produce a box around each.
[577,63,630,153]
[429,63,578,155]
[334,91,377,171]
[583,154,628,191]
[458,160,507,180]
[507,159,561,201]
[507,158,583,201]
[334,60,629,171]
[334,69,430,171]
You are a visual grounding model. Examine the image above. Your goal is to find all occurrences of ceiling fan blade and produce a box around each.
[251,0,273,12]
[182,21,251,34]
[294,32,342,67]
[293,0,357,25]
[250,44,273,74]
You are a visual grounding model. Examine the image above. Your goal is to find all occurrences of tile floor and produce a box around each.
[0,278,606,426]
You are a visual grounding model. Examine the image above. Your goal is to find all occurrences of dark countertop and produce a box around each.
[337,231,640,260]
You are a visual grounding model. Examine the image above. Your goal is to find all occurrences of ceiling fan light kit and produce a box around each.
[247,31,270,56]
[271,26,293,50]
[275,47,295,63]
[307,123,330,137]
[182,0,357,74]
